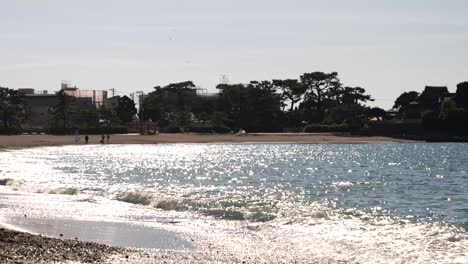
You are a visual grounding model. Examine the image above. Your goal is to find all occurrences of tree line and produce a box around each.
[2,72,467,135]
[393,82,468,135]
[140,72,382,133]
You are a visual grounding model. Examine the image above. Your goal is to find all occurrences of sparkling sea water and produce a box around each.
[1,143,467,263]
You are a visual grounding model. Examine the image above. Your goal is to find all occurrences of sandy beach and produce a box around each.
[0,133,418,264]
[0,132,415,150]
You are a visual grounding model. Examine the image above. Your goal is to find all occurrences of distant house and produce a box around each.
[418,86,452,110]
[18,82,109,128]
[19,89,58,127]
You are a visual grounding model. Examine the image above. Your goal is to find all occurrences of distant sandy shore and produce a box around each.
[0,133,417,150]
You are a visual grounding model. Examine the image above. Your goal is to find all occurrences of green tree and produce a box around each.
[167,111,193,132]
[439,99,459,120]
[140,86,163,122]
[0,87,28,132]
[393,91,419,111]
[141,81,201,126]
[210,111,230,131]
[49,90,78,130]
[77,108,100,129]
[216,81,282,132]
[197,112,210,128]
[115,95,137,124]
[98,106,120,125]
[325,104,367,128]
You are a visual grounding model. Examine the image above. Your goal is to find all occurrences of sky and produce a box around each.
[1,0,467,109]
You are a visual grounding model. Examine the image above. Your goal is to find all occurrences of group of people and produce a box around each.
[74,129,111,144]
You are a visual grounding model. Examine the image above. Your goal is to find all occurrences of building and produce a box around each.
[18,82,109,127]
[418,86,453,110]
[19,89,58,127]
[61,82,107,108]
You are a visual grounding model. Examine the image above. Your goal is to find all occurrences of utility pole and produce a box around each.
[220,75,229,84]
[109,88,116,98]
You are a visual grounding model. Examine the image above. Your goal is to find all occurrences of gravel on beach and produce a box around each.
[0,227,344,264]
[0,228,120,263]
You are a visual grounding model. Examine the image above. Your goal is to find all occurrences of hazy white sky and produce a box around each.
[1,0,467,109]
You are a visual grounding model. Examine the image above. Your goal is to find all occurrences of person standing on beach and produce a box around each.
[74,129,80,142]
[106,134,110,144]
[85,135,89,144]
[101,134,105,144]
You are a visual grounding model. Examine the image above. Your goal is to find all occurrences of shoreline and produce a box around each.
[0,133,419,263]
[0,133,418,151]
[0,227,122,263]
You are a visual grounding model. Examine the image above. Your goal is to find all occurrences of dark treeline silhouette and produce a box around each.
[388,82,468,139]
[139,72,378,133]
[420,82,468,135]
[2,73,468,139]
[0,87,28,133]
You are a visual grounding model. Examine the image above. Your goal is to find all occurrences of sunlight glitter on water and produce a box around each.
[1,143,468,263]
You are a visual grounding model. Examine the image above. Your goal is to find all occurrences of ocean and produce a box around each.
[0,143,467,263]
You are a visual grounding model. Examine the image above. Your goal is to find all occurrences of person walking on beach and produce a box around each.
[100,134,105,144]
[106,134,110,144]
[74,129,80,142]
[85,135,89,144]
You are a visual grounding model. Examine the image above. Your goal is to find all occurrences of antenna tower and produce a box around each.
[220,75,229,84]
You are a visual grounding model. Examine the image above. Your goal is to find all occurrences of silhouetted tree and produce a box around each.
[368,107,386,121]
[272,79,306,112]
[115,95,137,123]
[77,108,100,129]
[439,99,459,120]
[341,87,374,105]
[216,81,282,132]
[300,72,341,121]
[49,90,78,130]
[455,81,468,109]
[0,87,28,132]
[393,91,419,111]
[325,104,368,129]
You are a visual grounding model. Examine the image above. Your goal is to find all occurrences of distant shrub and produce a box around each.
[161,123,231,133]
[0,127,21,135]
[189,123,231,133]
[304,124,350,132]
[48,126,128,135]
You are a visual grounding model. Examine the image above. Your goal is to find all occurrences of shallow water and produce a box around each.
[1,143,467,263]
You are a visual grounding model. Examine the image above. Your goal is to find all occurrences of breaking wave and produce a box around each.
[0,178,16,186]
[116,191,153,205]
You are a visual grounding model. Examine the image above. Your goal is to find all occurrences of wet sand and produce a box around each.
[0,133,415,150]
